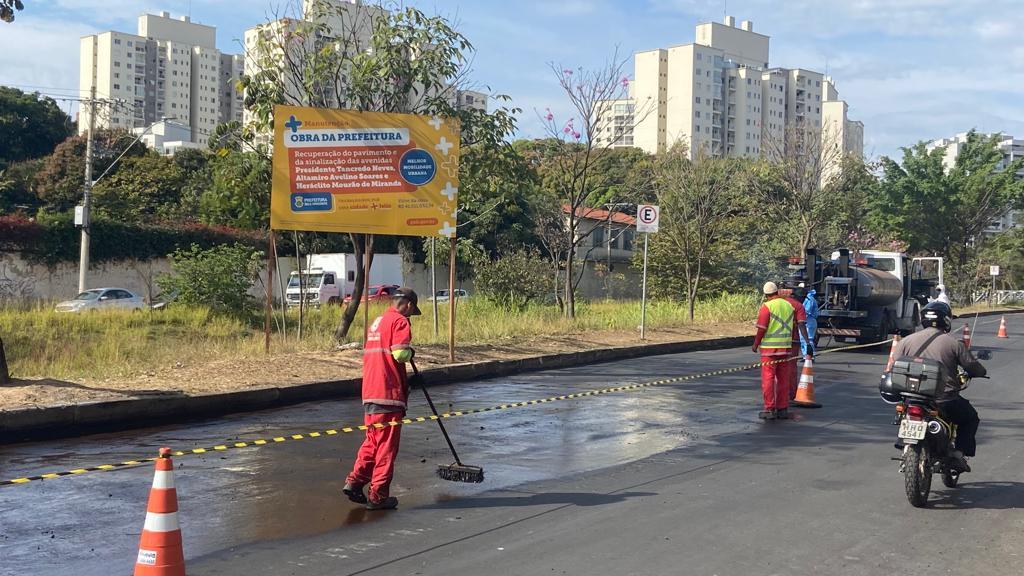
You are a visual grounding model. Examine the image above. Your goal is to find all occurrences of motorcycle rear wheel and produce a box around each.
[903,445,932,507]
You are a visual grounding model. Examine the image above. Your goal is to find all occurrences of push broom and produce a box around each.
[411,360,485,483]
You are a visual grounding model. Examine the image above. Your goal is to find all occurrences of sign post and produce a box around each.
[990,265,1000,307]
[636,205,660,340]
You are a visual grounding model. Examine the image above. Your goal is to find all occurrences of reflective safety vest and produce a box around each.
[762,297,796,350]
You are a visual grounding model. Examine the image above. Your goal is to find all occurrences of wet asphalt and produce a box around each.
[1,316,1022,576]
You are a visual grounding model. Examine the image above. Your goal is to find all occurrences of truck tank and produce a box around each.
[849,266,904,306]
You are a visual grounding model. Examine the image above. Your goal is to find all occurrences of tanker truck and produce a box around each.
[788,248,944,346]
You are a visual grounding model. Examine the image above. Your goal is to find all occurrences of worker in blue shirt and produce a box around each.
[799,282,819,358]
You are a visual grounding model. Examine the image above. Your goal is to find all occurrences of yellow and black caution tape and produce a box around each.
[1,338,891,488]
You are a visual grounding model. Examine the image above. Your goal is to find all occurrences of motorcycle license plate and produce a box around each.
[898,419,927,440]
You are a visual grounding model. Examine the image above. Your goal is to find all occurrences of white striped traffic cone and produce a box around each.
[792,356,822,408]
[134,447,185,576]
[885,334,901,372]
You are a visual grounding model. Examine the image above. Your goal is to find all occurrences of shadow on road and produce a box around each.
[928,481,1024,510]
[422,491,657,509]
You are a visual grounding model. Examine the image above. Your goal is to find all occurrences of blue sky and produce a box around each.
[2,0,1022,159]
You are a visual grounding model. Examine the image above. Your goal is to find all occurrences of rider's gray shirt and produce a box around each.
[892,327,987,400]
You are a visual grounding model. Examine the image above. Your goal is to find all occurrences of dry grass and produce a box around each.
[0,293,760,381]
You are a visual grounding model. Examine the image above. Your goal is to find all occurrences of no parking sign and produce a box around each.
[637,204,660,233]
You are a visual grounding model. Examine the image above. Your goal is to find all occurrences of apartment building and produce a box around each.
[80,11,243,147]
[928,132,1024,233]
[598,15,863,161]
[243,0,482,142]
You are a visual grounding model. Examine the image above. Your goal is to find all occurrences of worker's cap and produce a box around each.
[763,281,779,295]
[393,287,422,316]
[797,282,806,288]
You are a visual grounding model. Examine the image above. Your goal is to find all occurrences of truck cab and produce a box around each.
[285,267,342,308]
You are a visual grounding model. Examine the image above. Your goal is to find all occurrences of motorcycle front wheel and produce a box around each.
[903,445,932,507]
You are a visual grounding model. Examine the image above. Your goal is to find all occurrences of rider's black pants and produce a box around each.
[939,396,980,457]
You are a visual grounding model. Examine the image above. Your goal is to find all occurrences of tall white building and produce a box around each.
[79,11,243,146]
[928,132,1024,233]
[242,0,484,142]
[596,15,863,161]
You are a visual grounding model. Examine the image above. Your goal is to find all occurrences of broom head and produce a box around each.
[437,463,484,483]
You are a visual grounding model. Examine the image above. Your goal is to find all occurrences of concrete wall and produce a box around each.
[0,251,641,306]
[0,253,296,305]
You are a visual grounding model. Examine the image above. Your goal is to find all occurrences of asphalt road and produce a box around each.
[2,316,1022,576]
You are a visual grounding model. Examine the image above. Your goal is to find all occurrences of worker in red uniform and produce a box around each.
[752,282,809,420]
[782,285,813,400]
[343,287,421,510]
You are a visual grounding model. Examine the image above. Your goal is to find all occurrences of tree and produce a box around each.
[0,158,43,215]
[474,249,551,309]
[871,131,1024,297]
[541,51,654,317]
[157,243,263,315]
[760,121,846,255]
[34,129,146,213]
[0,86,73,167]
[648,146,752,320]
[242,0,516,340]
[92,155,188,223]
[0,0,23,23]
[202,151,271,229]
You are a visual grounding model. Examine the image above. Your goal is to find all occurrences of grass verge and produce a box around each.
[0,293,759,381]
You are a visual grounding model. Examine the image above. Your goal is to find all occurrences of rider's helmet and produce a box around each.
[921,300,953,332]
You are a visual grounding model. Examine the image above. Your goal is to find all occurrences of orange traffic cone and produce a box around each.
[134,447,185,576]
[997,316,1009,338]
[885,334,901,372]
[962,323,972,349]
[792,356,822,408]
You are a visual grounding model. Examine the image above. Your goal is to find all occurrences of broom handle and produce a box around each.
[410,360,464,466]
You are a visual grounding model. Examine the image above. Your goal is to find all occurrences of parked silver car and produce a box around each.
[55,288,146,313]
[428,289,469,303]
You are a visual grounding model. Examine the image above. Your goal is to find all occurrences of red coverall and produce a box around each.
[783,295,808,400]
[753,297,794,410]
[346,307,412,503]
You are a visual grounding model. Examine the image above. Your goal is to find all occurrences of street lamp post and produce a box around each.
[77,116,177,292]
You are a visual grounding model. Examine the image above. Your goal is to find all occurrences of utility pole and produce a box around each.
[78,86,97,294]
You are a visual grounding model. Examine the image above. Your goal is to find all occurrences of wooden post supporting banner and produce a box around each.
[448,237,456,363]
[363,234,374,345]
[265,230,275,354]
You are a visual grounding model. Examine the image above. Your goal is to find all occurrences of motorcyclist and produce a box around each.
[888,301,986,471]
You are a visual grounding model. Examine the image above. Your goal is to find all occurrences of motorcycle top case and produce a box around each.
[888,357,946,398]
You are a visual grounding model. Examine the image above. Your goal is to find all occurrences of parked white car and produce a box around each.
[428,289,469,303]
[55,288,146,313]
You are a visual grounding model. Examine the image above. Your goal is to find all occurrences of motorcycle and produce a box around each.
[882,369,986,507]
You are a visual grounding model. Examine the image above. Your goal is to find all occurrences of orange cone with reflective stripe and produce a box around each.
[997,316,1008,338]
[792,356,822,408]
[962,323,972,349]
[134,447,185,576]
[885,334,901,372]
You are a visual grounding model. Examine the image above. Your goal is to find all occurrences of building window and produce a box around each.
[816,80,821,87]
[695,96,701,104]
[114,61,121,67]
[696,68,702,75]
[113,83,120,90]
[592,226,604,248]
[695,111,700,118]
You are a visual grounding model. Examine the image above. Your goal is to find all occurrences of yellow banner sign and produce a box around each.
[270,105,460,237]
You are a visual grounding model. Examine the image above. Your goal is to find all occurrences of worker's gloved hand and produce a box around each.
[408,374,425,389]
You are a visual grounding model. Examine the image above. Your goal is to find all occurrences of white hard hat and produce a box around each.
[763,281,779,295]
[936,284,945,291]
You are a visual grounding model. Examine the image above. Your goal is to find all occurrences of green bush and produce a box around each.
[157,243,263,314]
[473,250,551,309]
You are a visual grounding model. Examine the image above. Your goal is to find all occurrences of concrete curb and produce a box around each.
[0,334,753,443]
